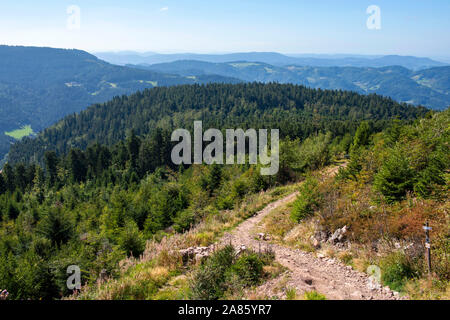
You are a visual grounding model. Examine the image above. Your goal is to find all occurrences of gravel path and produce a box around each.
[220,165,404,300]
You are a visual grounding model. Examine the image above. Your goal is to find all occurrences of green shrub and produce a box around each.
[217,194,235,210]
[286,287,297,300]
[229,252,264,286]
[232,179,248,199]
[7,201,20,220]
[351,121,372,152]
[297,132,332,171]
[341,147,364,180]
[30,237,52,259]
[173,209,196,233]
[304,290,327,300]
[291,177,321,222]
[190,246,272,300]
[414,153,446,199]
[190,245,235,300]
[374,148,415,203]
[380,252,418,292]
[250,170,270,193]
[38,208,74,248]
[118,220,145,257]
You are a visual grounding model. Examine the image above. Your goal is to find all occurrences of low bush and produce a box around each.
[173,209,197,233]
[190,245,235,300]
[118,220,145,257]
[229,252,264,286]
[190,245,273,300]
[291,177,321,222]
[304,290,327,300]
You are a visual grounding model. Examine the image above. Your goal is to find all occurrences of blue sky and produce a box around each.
[1,0,449,59]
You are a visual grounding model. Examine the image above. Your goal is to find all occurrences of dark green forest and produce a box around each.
[0,83,433,300]
[8,83,427,166]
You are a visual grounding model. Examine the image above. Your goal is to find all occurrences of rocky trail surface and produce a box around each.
[219,164,405,300]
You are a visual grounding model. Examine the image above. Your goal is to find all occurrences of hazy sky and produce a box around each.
[1,0,449,58]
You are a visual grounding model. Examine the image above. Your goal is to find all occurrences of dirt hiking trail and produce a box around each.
[220,164,404,300]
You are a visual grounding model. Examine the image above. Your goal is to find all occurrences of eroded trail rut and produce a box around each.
[220,166,402,300]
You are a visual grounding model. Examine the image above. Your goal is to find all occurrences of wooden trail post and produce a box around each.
[423,221,432,274]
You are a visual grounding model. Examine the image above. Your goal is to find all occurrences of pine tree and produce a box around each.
[127,130,141,171]
[67,149,87,183]
[374,148,415,202]
[3,163,15,192]
[14,164,27,191]
[44,151,58,187]
[0,174,6,195]
[119,220,145,257]
[38,208,73,247]
[207,164,222,196]
[351,121,371,152]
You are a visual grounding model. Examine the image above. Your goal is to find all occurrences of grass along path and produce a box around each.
[219,163,406,300]
[74,163,404,300]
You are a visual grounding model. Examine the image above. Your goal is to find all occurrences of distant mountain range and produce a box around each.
[1,46,448,161]
[95,51,448,70]
[130,60,450,110]
[0,46,239,160]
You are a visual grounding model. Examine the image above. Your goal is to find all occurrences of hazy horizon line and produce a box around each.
[2,44,449,62]
[91,50,450,63]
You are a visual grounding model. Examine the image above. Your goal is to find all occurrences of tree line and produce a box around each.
[7,83,427,166]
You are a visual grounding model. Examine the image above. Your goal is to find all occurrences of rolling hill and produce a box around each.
[7,83,428,165]
[0,46,239,160]
[1,46,443,163]
[132,61,450,110]
[96,51,447,70]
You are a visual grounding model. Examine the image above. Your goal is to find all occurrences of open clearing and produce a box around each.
[5,125,34,140]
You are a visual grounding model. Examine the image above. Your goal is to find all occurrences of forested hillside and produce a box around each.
[0,82,432,300]
[75,109,448,301]
[7,83,427,165]
[0,46,239,160]
[134,61,450,110]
